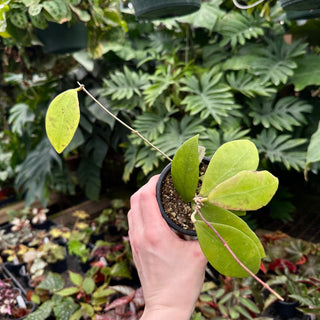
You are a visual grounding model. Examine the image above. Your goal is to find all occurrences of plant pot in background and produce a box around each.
[156,157,210,238]
[274,300,299,319]
[280,0,320,19]
[131,0,201,20]
[36,22,88,54]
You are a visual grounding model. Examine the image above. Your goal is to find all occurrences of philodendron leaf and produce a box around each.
[208,170,278,211]
[200,203,265,258]
[195,220,261,277]
[200,140,259,197]
[171,135,199,203]
[45,89,80,154]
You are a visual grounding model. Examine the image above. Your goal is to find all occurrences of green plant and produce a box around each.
[44,83,283,301]
[0,0,127,57]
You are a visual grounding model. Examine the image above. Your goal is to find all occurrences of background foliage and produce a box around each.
[1,0,320,224]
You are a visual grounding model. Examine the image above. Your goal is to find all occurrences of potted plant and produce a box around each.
[131,0,201,20]
[1,0,126,56]
[44,84,283,301]
[0,278,35,319]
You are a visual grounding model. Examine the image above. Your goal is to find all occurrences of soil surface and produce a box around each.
[160,163,207,232]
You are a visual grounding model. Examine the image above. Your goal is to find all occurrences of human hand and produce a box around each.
[128,175,208,320]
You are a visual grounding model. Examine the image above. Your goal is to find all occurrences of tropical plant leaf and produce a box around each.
[177,1,224,31]
[226,71,275,97]
[216,11,266,48]
[250,38,307,85]
[132,109,175,141]
[153,116,206,157]
[200,140,259,196]
[101,66,149,101]
[171,135,199,202]
[144,64,183,106]
[305,121,320,176]
[42,0,72,23]
[8,103,35,135]
[36,272,65,292]
[255,129,307,171]
[291,54,320,91]
[181,69,236,123]
[15,138,61,206]
[46,89,80,154]
[207,170,278,211]
[249,96,313,131]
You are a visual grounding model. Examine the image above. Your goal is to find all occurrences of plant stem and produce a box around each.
[196,207,284,301]
[77,82,172,162]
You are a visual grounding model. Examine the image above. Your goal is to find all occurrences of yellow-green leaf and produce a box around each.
[208,170,278,211]
[200,140,259,196]
[45,89,80,153]
[195,220,261,277]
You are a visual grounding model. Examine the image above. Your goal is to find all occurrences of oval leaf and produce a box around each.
[200,202,265,258]
[195,220,261,277]
[208,170,278,211]
[200,140,259,196]
[45,89,80,154]
[171,135,199,203]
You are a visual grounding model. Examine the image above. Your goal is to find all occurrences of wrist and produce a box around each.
[140,306,193,320]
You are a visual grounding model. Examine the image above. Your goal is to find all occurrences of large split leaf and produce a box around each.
[195,220,261,277]
[171,135,199,203]
[200,140,259,197]
[200,203,265,258]
[208,170,278,211]
[46,89,80,154]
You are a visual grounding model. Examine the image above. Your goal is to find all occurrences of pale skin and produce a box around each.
[128,175,208,320]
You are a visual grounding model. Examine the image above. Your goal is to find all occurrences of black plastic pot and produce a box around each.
[131,0,201,20]
[36,22,88,54]
[156,157,210,238]
[274,300,299,319]
[280,0,320,19]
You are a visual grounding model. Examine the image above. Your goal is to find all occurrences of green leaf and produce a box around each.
[195,220,262,277]
[226,71,275,97]
[200,140,259,196]
[69,271,83,286]
[57,287,80,296]
[217,11,265,48]
[171,135,199,202]
[110,260,132,279]
[181,69,236,123]
[9,10,28,29]
[200,203,265,258]
[256,129,307,171]
[306,122,320,167]
[80,303,94,317]
[208,170,278,211]
[177,1,224,31]
[43,0,72,23]
[291,54,320,91]
[46,89,80,154]
[82,278,95,295]
[24,300,53,320]
[53,297,79,320]
[249,96,312,132]
[36,272,65,292]
[8,103,35,135]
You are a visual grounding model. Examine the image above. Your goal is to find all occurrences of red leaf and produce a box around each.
[104,292,135,311]
[268,259,296,273]
[260,261,267,274]
[296,255,307,265]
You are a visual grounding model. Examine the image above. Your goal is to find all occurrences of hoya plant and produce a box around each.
[45,84,282,300]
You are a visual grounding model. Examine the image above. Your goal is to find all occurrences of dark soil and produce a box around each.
[160,163,207,232]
